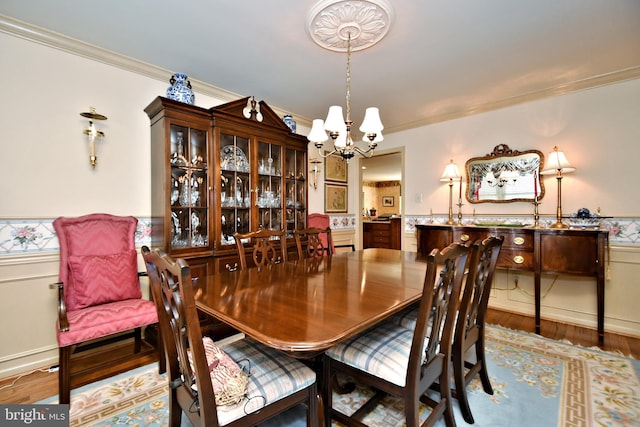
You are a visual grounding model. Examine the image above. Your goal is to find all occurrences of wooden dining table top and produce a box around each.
[193,248,427,358]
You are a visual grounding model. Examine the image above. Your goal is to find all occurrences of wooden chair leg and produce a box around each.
[58,346,72,404]
[452,342,475,423]
[156,326,166,375]
[475,337,493,394]
[168,388,182,427]
[134,327,142,353]
[441,366,456,427]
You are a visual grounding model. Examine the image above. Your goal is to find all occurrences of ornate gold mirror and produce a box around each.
[466,144,544,203]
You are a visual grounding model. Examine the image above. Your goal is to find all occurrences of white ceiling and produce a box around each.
[1,0,639,182]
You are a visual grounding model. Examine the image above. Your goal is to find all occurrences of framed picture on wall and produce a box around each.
[325,183,348,213]
[325,154,348,183]
[382,196,394,207]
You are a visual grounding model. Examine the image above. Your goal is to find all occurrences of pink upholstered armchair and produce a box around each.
[307,213,355,253]
[51,213,164,403]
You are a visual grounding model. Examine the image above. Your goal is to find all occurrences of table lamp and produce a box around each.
[440,159,461,225]
[540,146,575,228]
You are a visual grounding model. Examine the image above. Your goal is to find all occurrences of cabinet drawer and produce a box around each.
[214,255,242,273]
[371,235,391,243]
[365,223,390,232]
[497,250,533,269]
[501,231,534,250]
[453,229,488,244]
[372,230,390,237]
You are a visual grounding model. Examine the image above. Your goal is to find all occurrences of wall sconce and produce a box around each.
[309,158,322,190]
[440,159,461,225]
[540,146,575,228]
[80,107,107,167]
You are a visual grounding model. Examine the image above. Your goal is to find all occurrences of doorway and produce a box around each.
[358,148,404,248]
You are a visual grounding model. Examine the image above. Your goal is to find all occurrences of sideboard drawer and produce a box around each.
[452,229,488,244]
[501,231,534,250]
[497,250,534,269]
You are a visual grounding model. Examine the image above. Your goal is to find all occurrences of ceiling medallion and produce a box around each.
[306,0,394,52]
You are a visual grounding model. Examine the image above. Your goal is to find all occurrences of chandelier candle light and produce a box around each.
[540,146,575,229]
[306,0,393,162]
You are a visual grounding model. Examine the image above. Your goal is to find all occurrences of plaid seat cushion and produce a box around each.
[214,337,316,426]
[385,304,420,330]
[326,321,419,387]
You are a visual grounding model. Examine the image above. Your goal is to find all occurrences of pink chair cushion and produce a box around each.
[57,299,158,347]
[68,249,142,309]
[307,213,335,252]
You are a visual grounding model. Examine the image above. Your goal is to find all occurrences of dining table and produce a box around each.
[193,248,428,359]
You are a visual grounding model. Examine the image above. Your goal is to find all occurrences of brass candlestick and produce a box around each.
[456,198,464,225]
[532,197,540,228]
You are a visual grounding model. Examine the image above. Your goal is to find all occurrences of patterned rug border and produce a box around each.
[41,325,640,427]
[485,324,640,426]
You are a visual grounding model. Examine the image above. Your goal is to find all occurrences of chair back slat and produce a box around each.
[458,236,504,343]
[407,242,470,388]
[294,227,333,259]
[234,229,287,270]
[142,246,219,426]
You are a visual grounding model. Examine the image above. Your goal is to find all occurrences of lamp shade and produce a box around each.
[307,119,329,143]
[440,160,461,181]
[333,122,348,148]
[324,106,345,133]
[540,146,575,175]
[359,107,384,133]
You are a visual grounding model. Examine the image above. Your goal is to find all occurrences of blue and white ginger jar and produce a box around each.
[167,73,195,105]
[283,114,296,133]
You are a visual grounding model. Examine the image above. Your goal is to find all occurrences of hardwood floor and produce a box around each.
[0,338,158,404]
[1,308,638,404]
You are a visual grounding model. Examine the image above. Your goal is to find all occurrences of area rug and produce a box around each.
[40,325,640,426]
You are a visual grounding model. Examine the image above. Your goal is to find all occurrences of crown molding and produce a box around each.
[386,66,640,134]
[0,14,244,109]
[2,13,637,136]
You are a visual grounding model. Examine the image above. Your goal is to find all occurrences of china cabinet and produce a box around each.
[146,97,308,275]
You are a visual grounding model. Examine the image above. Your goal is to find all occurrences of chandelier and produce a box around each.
[306,0,393,161]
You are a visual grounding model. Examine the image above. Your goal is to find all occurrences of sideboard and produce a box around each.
[416,224,609,346]
[363,218,402,250]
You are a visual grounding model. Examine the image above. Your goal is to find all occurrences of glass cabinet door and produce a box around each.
[256,141,283,232]
[285,148,307,237]
[170,124,209,250]
[220,132,251,245]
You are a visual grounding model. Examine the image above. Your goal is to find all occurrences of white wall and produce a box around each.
[1,26,639,378]
[369,79,640,219]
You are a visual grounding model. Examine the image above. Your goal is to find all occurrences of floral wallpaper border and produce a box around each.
[0,218,152,255]
[403,215,639,245]
[0,214,637,255]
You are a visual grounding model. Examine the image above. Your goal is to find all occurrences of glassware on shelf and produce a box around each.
[171,178,179,205]
[179,176,190,206]
[171,131,188,166]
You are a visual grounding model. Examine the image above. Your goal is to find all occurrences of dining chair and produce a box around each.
[233,228,287,270]
[452,235,503,424]
[322,242,471,427]
[141,246,318,427]
[293,227,333,259]
[308,213,355,252]
[51,213,164,404]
